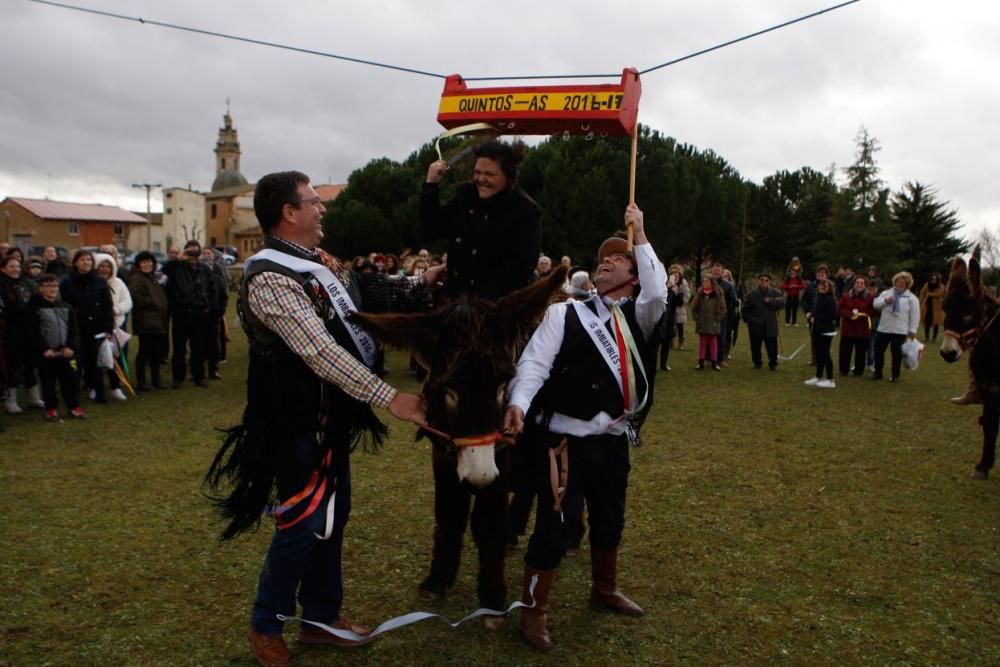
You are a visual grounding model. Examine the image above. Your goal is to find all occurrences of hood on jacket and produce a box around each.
[93,252,119,281]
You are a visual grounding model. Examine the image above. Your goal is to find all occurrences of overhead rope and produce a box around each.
[25,0,861,81]
[24,0,446,79]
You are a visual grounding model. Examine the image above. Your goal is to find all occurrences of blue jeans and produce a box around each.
[251,458,351,635]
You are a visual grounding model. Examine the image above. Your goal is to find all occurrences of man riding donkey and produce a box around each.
[205,171,439,667]
[504,204,667,650]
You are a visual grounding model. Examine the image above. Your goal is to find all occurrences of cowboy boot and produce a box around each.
[590,547,643,616]
[520,566,555,651]
[950,371,981,406]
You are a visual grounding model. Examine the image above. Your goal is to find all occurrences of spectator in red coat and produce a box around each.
[837,275,876,376]
[780,264,807,326]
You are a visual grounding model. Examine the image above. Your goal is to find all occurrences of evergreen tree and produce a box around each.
[813,127,904,273]
[892,181,968,285]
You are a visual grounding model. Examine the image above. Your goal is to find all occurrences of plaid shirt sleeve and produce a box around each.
[246,271,397,409]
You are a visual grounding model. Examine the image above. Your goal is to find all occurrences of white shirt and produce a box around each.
[508,242,667,437]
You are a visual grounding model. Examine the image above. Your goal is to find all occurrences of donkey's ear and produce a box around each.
[948,256,968,292]
[493,265,570,348]
[347,311,439,354]
[969,246,982,294]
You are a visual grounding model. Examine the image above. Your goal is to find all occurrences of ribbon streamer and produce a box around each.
[276,575,538,641]
[434,122,498,162]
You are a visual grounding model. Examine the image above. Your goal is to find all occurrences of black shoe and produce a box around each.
[769,364,778,371]
[194,379,209,388]
[888,376,898,383]
[711,362,721,372]
[695,362,704,371]
[870,374,883,381]
[753,364,762,370]
[171,381,183,389]
[209,371,222,380]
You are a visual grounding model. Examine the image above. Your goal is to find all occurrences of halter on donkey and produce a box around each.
[940,248,1000,479]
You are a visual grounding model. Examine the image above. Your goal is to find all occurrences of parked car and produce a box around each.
[213,245,239,261]
[123,250,170,272]
[28,245,70,260]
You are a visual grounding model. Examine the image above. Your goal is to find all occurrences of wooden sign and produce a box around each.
[437,68,641,137]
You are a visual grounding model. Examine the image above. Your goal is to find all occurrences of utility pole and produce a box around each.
[132,182,162,250]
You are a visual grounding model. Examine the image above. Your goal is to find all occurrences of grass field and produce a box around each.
[2,318,998,666]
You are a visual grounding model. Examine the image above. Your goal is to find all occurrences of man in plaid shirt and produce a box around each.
[207,171,439,667]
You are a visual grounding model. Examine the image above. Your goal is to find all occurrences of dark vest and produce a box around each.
[207,241,387,540]
[532,298,657,425]
[238,254,383,455]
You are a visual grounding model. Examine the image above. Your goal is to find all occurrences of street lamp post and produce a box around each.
[132,182,162,250]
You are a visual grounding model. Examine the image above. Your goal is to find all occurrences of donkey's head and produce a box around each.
[941,248,983,363]
[351,266,569,487]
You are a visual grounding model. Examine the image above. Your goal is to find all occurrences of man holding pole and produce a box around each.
[503,203,666,651]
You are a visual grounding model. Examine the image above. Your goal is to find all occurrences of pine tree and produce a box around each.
[892,181,968,285]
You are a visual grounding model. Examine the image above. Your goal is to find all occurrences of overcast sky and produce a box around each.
[2,0,997,240]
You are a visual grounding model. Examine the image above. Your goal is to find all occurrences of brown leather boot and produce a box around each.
[590,547,643,616]
[248,626,291,667]
[950,372,982,406]
[520,566,555,651]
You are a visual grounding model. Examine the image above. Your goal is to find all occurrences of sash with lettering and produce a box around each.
[244,248,378,369]
[571,298,649,440]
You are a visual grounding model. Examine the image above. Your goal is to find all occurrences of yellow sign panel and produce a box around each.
[439,91,625,115]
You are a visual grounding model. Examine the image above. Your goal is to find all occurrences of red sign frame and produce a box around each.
[437,68,641,137]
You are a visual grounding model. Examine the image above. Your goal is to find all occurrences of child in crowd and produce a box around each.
[30,274,86,421]
[691,275,726,371]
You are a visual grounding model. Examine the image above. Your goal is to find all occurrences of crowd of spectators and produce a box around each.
[1,242,228,424]
[0,236,964,430]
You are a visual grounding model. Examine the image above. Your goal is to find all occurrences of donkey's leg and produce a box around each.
[421,445,471,597]
[974,394,999,479]
[471,477,509,612]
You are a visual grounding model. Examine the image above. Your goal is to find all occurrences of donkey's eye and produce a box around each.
[443,388,459,412]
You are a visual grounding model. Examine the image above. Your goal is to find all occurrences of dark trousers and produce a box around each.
[716,317,729,363]
[38,356,79,411]
[813,332,834,379]
[77,328,105,401]
[251,457,351,636]
[525,433,630,572]
[839,336,868,375]
[785,295,800,324]
[748,332,778,368]
[171,310,208,382]
[658,332,674,369]
[135,333,167,385]
[205,312,222,373]
[874,332,905,378]
[922,308,938,342]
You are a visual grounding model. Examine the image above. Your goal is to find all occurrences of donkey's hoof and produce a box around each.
[483,615,506,630]
[418,587,444,601]
[418,577,447,601]
[971,468,989,480]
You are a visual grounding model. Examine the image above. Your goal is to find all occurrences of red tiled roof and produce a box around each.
[6,197,147,223]
[314,184,347,202]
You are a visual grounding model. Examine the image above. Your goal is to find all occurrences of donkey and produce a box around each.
[349,266,569,622]
[940,248,1000,479]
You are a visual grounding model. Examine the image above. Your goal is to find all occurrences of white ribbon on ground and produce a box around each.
[276,575,538,641]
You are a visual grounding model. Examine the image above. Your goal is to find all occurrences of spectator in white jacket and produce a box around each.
[871,271,919,382]
[94,253,132,400]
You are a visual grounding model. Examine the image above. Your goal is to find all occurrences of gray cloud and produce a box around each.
[1,0,996,237]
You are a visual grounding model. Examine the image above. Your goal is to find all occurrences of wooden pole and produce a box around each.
[627,123,638,251]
